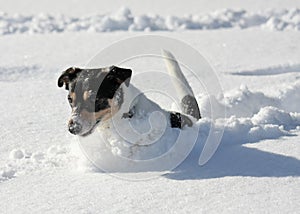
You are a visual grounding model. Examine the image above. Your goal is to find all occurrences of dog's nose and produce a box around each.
[68,119,82,135]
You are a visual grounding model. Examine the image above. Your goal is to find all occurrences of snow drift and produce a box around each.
[1,7,300,35]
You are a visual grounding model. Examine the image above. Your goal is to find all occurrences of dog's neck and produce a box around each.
[115,83,163,120]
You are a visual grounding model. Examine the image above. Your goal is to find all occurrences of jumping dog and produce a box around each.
[57,50,201,138]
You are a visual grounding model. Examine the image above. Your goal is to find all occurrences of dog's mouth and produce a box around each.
[80,119,101,137]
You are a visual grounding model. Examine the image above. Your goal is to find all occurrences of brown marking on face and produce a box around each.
[67,67,77,73]
[83,90,91,101]
[78,98,121,123]
[70,92,76,104]
[79,107,111,122]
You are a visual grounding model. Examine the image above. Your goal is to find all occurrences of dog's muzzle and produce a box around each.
[68,119,82,135]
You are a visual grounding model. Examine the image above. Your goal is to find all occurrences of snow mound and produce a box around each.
[216,109,294,145]
[252,106,300,130]
[0,7,300,35]
[9,149,25,159]
[200,82,300,118]
[0,145,80,183]
[197,82,300,146]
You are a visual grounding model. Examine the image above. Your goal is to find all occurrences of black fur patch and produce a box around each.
[170,112,182,128]
[181,95,201,120]
[170,112,193,129]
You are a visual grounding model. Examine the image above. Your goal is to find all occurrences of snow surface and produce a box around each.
[1,1,300,213]
[1,8,300,35]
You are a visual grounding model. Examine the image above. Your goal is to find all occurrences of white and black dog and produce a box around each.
[58,50,201,140]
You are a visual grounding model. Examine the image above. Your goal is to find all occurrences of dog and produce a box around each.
[57,50,201,139]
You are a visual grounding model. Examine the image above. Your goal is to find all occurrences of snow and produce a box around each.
[1,8,300,35]
[1,1,300,213]
[9,149,25,160]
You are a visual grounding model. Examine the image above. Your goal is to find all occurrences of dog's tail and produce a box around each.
[162,50,201,120]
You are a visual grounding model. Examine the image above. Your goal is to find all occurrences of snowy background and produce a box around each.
[1,0,300,213]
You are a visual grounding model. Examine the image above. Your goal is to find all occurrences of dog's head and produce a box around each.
[58,66,132,136]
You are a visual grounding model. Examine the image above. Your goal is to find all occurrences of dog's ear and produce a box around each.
[58,67,82,90]
[109,66,132,87]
